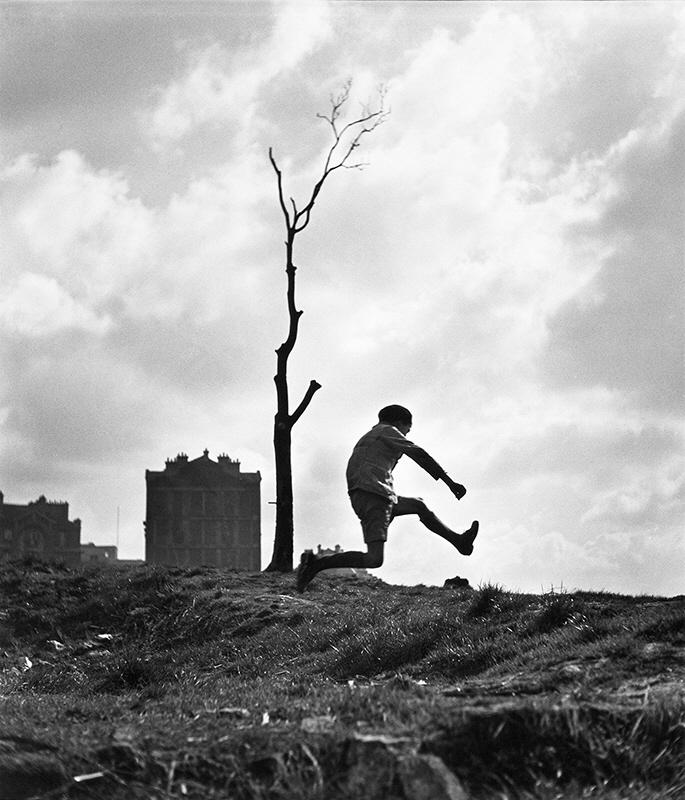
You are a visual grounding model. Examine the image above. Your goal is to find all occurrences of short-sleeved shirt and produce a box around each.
[346,423,446,503]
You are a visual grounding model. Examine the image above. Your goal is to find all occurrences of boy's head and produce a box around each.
[378,404,413,434]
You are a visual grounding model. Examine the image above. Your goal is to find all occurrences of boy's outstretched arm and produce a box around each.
[441,474,466,500]
[387,428,467,499]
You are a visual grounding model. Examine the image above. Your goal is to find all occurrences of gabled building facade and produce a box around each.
[145,450,261,570]
[0,492,81,566]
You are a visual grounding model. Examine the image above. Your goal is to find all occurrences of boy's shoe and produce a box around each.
[456,520,479,556]
[296,550,317,593]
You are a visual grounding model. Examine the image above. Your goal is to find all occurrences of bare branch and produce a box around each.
[335,106,386,144]
[330,104,388,170]
[293,207,312,235]
[328,79,352,136]
[268,147,291,228]
[270,83,388,235]
[290,379,322,427]
[288,86,388,236]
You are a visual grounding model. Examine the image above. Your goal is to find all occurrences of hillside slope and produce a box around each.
[0,561,683,799]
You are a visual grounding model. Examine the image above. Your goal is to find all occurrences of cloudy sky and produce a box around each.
[1,0,683,595]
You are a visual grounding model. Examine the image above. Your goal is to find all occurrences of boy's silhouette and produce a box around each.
[296,404,478,591]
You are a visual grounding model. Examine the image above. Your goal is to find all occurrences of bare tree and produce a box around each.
[265,82,388,573]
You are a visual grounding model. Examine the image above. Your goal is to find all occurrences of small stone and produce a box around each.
[443,576,471,590]
[217,706,249,718]
[397,754,468,800]
[642,642,665,659]
[558,663,583,678]
[345,735,411,798]
[300,715,336,733]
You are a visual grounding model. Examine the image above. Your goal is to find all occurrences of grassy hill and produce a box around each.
[0,561,683,799]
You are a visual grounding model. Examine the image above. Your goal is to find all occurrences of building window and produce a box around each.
[26,529,43,548]
[240,492,256,516]
[173,525,184,545]
[191,492,203,515]
[172,492,183,518]
[150,491,167,516]
[205,492,218,516]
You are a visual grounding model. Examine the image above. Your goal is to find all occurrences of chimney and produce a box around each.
[218,453,240,474]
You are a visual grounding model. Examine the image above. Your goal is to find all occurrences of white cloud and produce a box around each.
[0,272,110,337]
[390,10,553,133]
[1,145,275,328]
[270,0,332,70]
[148,44,258,145]
[656,7,685,107]
[582,458,685,529]
[542,111,685,411]
[147,0,332,148]
[2,151,154,307]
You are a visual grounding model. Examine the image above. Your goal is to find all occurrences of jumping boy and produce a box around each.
[296,404,479,592]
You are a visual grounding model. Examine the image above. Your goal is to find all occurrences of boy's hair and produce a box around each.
[378,405,412,425]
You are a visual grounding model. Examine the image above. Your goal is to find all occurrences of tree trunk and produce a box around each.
[268,419,294,571]
[265,251,319,572]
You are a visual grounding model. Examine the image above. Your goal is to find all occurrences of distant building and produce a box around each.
[81,542,118,564]
[0,492,81,566]
[145,450,261,569]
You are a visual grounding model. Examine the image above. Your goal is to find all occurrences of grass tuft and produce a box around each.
[467,581,506,617]
[528,589,586,634]
[93,649,176,694]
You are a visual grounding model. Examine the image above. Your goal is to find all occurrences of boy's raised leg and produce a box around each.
[393,497,479,556]
[457,520,479,555]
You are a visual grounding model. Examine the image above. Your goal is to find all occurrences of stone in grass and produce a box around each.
[345,735,404,798]
[397,753,469,800]
[345,735,468,800]
[444,576,471,590]
[300,715,336,733]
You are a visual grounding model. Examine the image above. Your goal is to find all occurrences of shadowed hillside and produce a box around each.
[0,561,683,799]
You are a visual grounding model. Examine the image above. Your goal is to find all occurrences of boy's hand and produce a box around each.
[445,477,466,500]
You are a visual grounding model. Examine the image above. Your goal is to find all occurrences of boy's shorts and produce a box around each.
[349,489,394,543]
